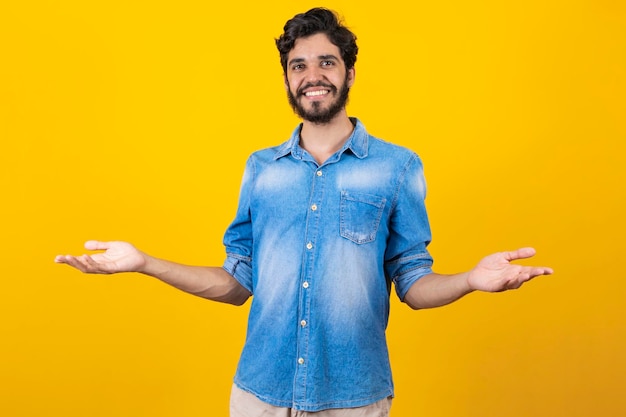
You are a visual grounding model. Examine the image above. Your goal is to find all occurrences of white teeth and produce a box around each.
[305,90,329,97]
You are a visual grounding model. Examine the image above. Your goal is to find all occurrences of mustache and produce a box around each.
[297,82,337,97]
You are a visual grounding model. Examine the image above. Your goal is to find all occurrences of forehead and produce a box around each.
[288,33,343,62]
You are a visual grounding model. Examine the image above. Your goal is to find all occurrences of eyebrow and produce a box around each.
[287,54,341,67]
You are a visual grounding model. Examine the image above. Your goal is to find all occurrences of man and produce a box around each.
[55,7,553,416]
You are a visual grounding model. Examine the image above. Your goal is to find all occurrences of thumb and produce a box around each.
[504,247,537,262]
[84,240,110,251]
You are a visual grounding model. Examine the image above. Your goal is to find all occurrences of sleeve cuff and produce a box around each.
[223,254,253,294]
[394,265,433,301]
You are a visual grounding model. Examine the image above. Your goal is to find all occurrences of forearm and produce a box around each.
[403,272,474,310]
[402,248,553,309]
[140,255,251,306]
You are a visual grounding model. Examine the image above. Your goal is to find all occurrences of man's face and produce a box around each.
[285,33,355,124]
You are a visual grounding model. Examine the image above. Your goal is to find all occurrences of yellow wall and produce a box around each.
[1,1,624,416]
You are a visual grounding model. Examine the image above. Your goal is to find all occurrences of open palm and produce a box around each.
[55,241,146,274]
[467,247,553,292]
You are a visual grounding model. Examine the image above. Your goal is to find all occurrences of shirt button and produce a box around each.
[300,320,307,327]
[303,281,309,289]
[306,242,313,250]
[298,358,305,365]
[311,204,318,211]
[316,170,322,177]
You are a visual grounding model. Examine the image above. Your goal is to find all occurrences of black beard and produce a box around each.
[287,78,350,125]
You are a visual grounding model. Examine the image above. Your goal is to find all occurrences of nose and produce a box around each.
[305,66,323,84]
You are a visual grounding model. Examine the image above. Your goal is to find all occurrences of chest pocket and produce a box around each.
[340,190,386,244]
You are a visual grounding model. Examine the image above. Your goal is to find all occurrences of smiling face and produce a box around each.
[285,33,355,125]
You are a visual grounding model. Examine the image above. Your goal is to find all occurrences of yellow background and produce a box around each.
[1,1,624,416]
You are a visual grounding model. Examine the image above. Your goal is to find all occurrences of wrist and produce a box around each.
[462,270,476,293]
[136,252,154,275]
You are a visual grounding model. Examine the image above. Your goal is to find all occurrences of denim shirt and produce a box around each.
[222,118,433,411]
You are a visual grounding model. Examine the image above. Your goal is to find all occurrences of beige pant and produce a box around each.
[230,384,392,417]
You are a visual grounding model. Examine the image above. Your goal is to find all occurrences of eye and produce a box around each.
[321,60,334,67]
[291,63,305,71]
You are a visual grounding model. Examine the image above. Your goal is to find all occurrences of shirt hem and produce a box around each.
[234,380,394,412]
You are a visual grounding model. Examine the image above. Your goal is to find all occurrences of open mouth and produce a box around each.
[304,89,330,97]
[298,82,335,98]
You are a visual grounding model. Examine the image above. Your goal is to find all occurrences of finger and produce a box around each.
[59,255,91,273]
[78,255,104,273]
[55,255,75,266]
[84,240,110,251]
[82,254,111,274]
[74,255,105,273]
[513,267,553,286]
[526,266,554,277]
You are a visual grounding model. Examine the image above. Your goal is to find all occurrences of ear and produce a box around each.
[283,73,289,90]
[347,67,356,88]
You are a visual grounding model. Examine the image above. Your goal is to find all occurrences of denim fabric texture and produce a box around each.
[222,118,433,412]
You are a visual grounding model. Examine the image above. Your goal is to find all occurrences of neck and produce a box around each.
[299,111,354,165]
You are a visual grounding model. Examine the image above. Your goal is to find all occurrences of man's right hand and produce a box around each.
[55,241,146,274]
[56,240,251,305]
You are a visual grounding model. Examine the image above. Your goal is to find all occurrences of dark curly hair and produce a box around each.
[276,8,358,73]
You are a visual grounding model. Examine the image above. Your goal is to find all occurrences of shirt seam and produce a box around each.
[389,152,420,213]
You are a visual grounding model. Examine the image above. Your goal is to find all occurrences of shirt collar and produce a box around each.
[274,117,369,161]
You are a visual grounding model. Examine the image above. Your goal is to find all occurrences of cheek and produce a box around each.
[286,77,303,95]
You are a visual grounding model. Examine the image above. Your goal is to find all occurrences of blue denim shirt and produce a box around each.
[222,118,433,411]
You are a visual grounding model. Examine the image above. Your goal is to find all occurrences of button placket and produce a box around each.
[294,166,326,401]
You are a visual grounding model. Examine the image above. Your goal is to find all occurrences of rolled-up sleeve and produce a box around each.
[223,254,253,293]
[223,156,255,294]
[384,154,434,301]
